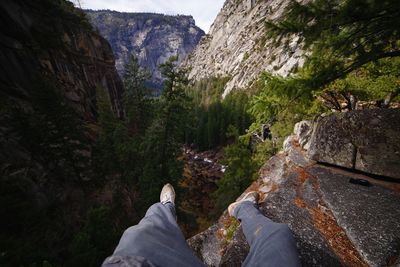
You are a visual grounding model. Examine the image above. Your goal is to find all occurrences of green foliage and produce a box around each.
[247,0,400,158]
[182,79,257,219]
[66,207,118,267]
[123,54,153,135]
[251,140,275,168]
[186,77,253,150]
[266,0,400,87]
[93,85,124,179]
[225,220,240,242]
[188,76,231,106]
[247,72,312,124]
[245,71,323,163]
[92,56,155,188]
[29,0,92,49]
[138,57,191,212]
[318,58,400,110]
[212,132,258,215]
[0,79,91,266]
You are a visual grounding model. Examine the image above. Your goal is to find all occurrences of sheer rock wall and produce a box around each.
[0,1,124,121]
[182,0,304,97]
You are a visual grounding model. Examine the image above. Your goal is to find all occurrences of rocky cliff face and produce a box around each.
[188,109,400,266]
[0,1,124,121]
[85,10,205,91]
[0,2,127,264]
[182,0,304,97]
[308,109,400,179]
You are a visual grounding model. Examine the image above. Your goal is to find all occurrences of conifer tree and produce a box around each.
[123,54,152,135]
[139,56,190,211]
[266,0,400,89]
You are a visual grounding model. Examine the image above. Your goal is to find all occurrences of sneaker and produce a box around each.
[160,183,175,205]
[228,191,259,217]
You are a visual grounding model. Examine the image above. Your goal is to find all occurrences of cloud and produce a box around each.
[78,0,225,32]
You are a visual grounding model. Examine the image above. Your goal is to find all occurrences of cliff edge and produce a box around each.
[188,109,400,267]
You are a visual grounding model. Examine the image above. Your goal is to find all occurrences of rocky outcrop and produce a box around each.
[308,109,400,179]
[86,10,205,91]
[182,0,304,97]
[188,109,400,266]
[0,1,124,121]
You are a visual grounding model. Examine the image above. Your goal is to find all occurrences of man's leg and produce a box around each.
[231,197,301,267]
[111,186,204,267]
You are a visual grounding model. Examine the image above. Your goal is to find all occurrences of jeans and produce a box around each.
[112,202,204,267]
[108,201,300,267]
[233,201,301,267]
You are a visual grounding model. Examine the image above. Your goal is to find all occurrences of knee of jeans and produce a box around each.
[276,224,292,235]
[123,225,143,236]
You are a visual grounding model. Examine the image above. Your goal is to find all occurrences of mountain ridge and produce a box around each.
[85,10,205,92]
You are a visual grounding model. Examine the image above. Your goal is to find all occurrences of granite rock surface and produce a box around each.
[182,0,305,97]
[188,110,400,266]
[0,1,124,120]
[308,109,400,179]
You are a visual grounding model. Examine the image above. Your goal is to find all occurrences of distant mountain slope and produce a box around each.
[86,10,205,91]
[182,0,305,97]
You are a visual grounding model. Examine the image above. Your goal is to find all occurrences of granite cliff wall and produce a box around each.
[86,10,205,91]
[182,0,304,97]
[0,1,124,121]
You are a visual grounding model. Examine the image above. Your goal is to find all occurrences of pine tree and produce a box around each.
[138,56,190,211]
[266,0,400,89]
[123,54,152,135]
[212,127,257,215]
[94,85,120,176]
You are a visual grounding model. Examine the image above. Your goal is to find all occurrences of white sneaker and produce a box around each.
[160,183,175,205]
[228,191,259,216]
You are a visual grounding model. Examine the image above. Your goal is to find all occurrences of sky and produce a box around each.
[73,0,225,32]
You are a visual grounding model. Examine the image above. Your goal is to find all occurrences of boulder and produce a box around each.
[293,120,313,150]
[308,109,400,179]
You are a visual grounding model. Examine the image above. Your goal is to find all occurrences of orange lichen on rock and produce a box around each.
[219,212,235,228]
[246,181,260,192]
[270,182,278,193]
[310,206,368,267]
[297,167,310,183]
[294,197,306,208]
[293,167,367,266]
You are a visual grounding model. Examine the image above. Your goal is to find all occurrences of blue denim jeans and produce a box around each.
[112,202,204,267]
[107,201,300,267]
[233,201,301,267]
